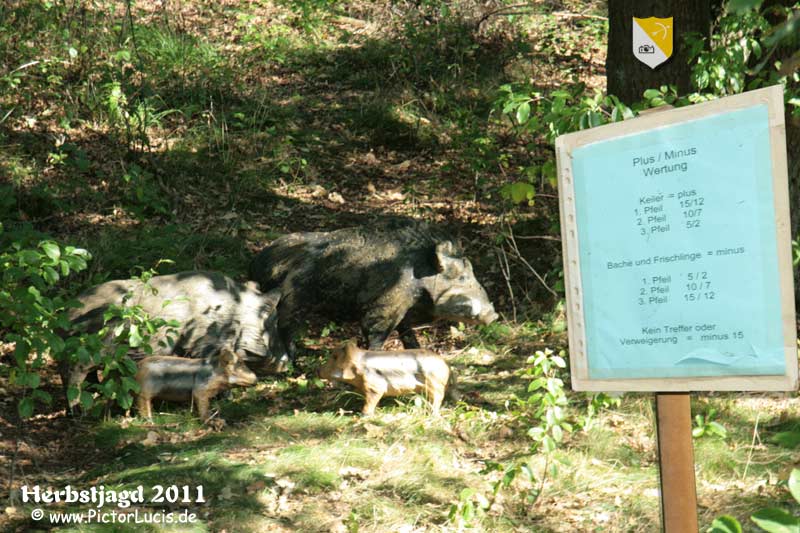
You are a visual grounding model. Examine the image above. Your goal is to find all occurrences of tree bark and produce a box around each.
[759,1,800,306]
[606,0,711,103]
[786,118,800,308]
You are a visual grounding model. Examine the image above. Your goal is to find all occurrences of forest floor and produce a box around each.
[1,1,799,531]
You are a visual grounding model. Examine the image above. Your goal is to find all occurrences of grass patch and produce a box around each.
[3,1,799,532]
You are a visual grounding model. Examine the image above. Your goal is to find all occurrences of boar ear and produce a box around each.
[244,280,260,292]
[463,257,475,274]
[219,348,236,365]
[436,241,457,257]
[435,242,464,277]
[344,340,360,357]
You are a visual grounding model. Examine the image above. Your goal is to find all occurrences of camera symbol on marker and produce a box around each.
[638,44,655,54]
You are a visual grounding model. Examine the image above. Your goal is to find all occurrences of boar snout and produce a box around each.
[228,366,257,387]
[479,305,499,325]
[318,357,341,380]
[433,288,497,325]
[219,348,258,387]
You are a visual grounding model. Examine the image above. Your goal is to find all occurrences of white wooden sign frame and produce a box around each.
[556,85,797,391]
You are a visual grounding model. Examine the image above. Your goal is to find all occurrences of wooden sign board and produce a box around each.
[556,85,797,392]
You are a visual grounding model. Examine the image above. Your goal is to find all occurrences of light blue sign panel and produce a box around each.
[572,105,785,379]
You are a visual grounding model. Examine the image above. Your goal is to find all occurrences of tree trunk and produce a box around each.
[606,0,711,103]
[786,118,800,308]
[759,1,800,307]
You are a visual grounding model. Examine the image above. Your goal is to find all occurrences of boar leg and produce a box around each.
[137,394,153,420]
[423,375,447,414]
[396,317,420,349]
[276,295,301,359]
[428,386,444,414]
[362,303,410,350]
[194,390,211,422]
[362,384,386,416]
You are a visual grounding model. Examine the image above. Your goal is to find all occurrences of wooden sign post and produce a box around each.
[645,105,698,533]
[656,393,698,531]
[555,86,797,531]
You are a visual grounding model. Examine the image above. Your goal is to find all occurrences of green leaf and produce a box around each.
[18,397,34,418]
[727,0,763,13]
[14,339,30,363]
[66,386,80,404]
[620,105,635,120]
[43,265,59,285]
[709,515,742,533]
[751,40,762,60]
[643,88,662,99]
[41,241,61,262]
[528,378,546,392]
[788,469,800,504]
[25,372,41,389]
[20,250,41,266]
[76,346,91,363]
[692,427,705,438]
[708,421,728,437]
[528,426,545,439]
[510,182,535,204]
[462,500,474,522]
[750,508,800,533]
[516,101,531,124]
[501,467,518,488]
[117,392,133,410]
[47,333,65,354]
[101,379,118,396]
[31,389,51,404]
[121,356,138,375]
[80,390,93,410]
[121,376,140,393]
[128,324,143,348]
[696,69,710,89]
[27,285,41,301]
[66,254,88,272]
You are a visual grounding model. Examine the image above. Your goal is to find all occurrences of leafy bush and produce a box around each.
[688,1,799,111]
[709,469,800,533]
[0,222,180,418]
[0,224,91,418]
[64,265,181,415]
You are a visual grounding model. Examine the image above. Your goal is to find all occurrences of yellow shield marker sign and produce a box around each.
[633,17,673,69]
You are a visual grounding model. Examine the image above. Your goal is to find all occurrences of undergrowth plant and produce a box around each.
[693,407,728,439]
[67,264,181,416]
[449,348,574,527]
[0,217,181,419]
[0,225,91,418]
[709,469,800,533]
